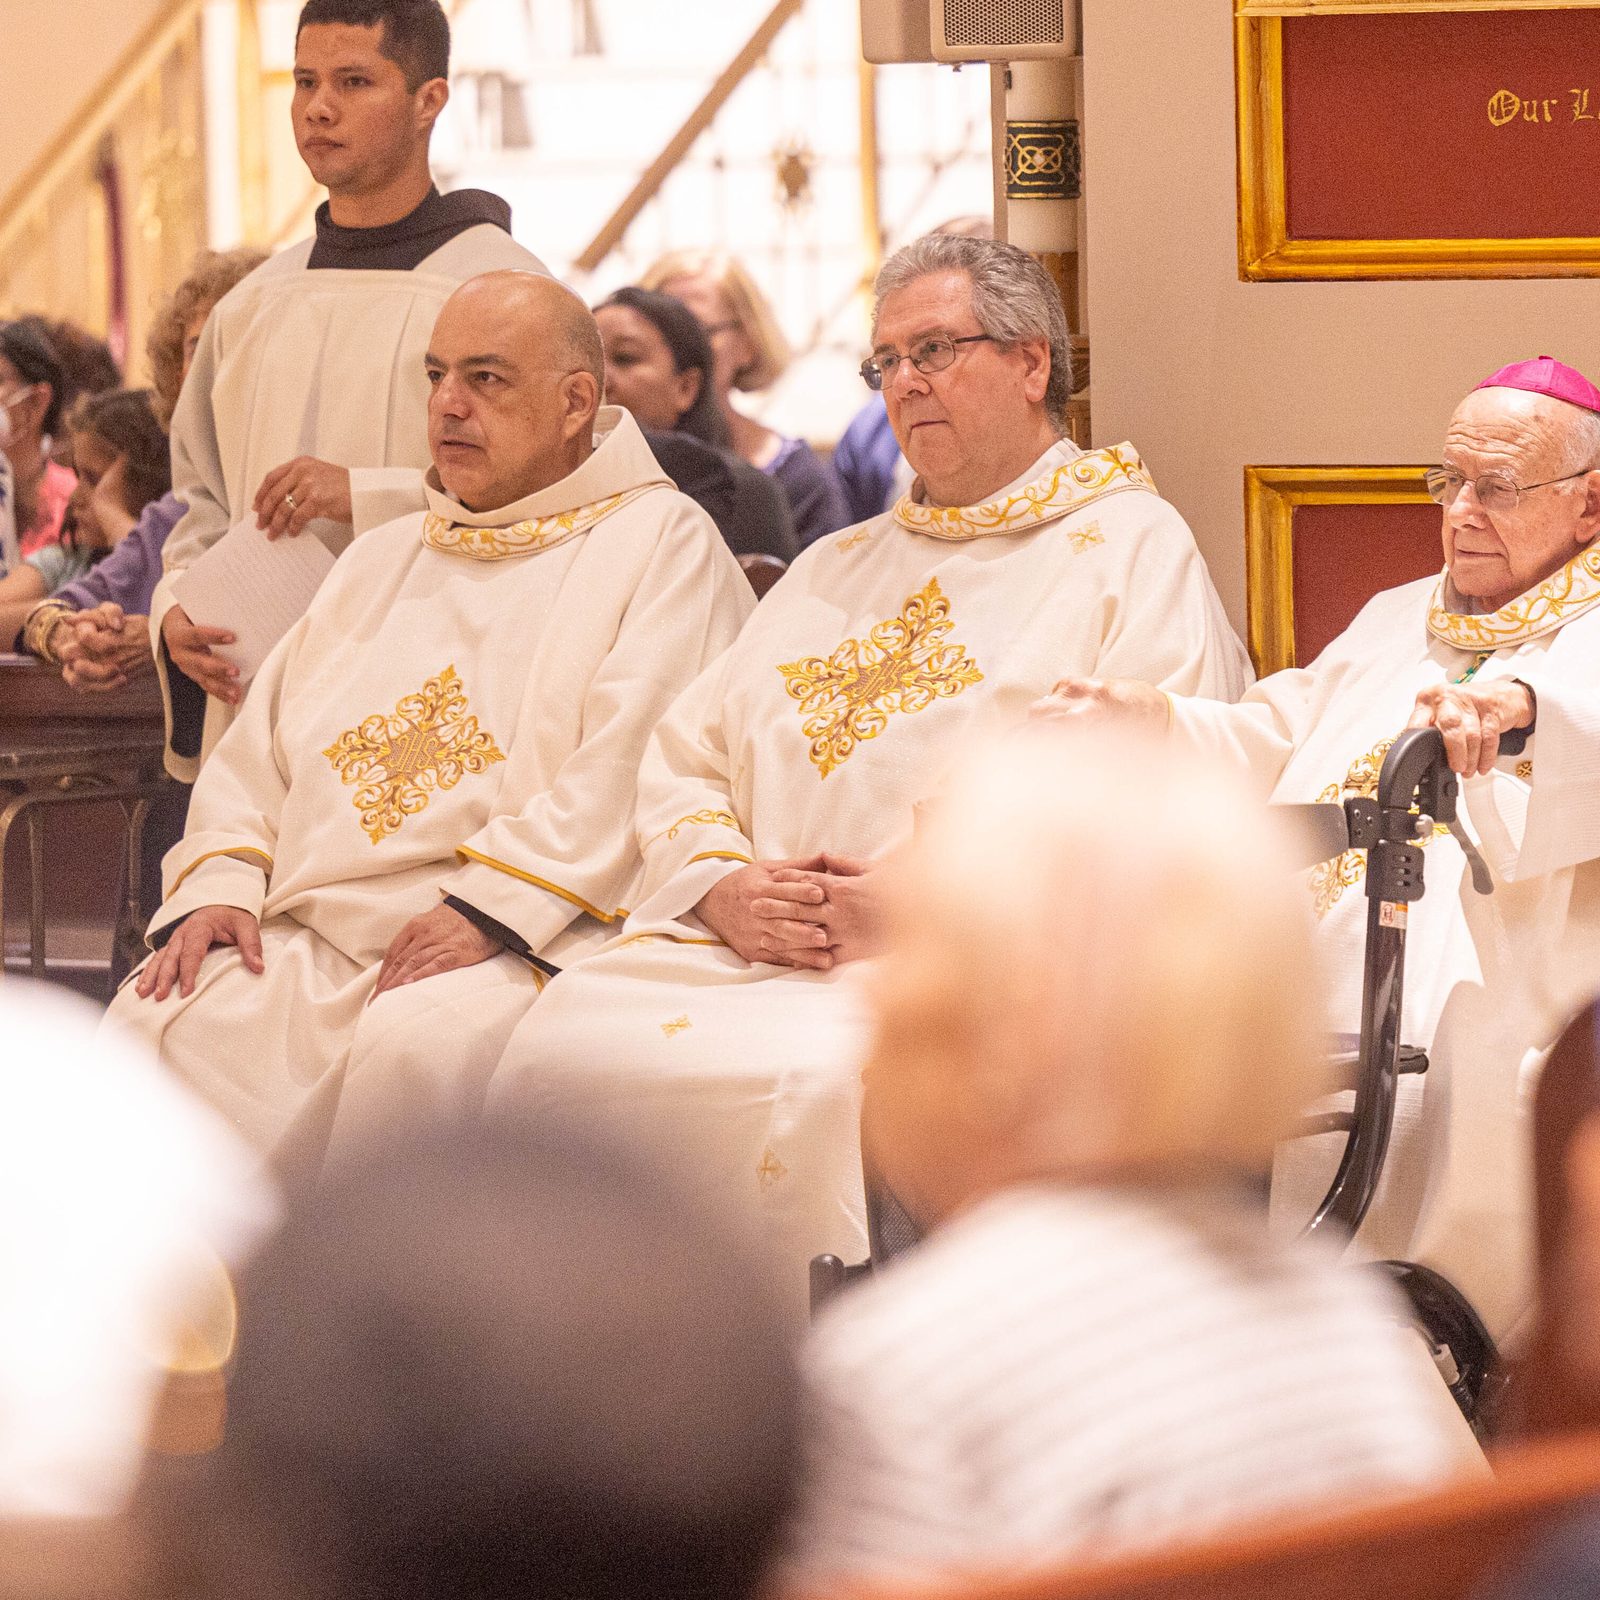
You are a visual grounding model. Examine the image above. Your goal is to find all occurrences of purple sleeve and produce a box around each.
[769,439,852,548]
[53,491,183,614]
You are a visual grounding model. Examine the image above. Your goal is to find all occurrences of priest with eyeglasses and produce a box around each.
[487,234,1248,1309]
[1036,357,1600,1346]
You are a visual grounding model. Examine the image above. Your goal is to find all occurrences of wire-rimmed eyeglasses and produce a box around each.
[1424,464,1594,516]
[859,334,994,392]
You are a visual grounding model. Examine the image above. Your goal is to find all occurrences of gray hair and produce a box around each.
[872,235,1073,434]
[1560,406,1600,476]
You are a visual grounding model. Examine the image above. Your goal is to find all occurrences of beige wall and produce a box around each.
[1080,0,1600,636]
[0,0,174,194]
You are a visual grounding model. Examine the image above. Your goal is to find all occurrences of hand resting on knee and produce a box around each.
[135,905,264,1000]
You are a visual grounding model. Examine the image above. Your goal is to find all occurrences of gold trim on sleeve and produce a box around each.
[454,846,624,923]
[646,808,743,845]
[169,846,274,894]
[687,850,754,867]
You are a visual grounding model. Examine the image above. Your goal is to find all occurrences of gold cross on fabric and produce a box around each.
[323,665,506,844]
[777,577,983,777]
[660,1014,692,1037]
[756,1148,788,1189]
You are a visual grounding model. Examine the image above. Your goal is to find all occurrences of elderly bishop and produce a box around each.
[489,235,1250,1302]
[1039,357,1600,1344]
[107,273,752,1164]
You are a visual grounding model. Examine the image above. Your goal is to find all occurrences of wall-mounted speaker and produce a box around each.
[860,0,1076,65]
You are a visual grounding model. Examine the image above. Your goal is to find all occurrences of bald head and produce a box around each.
[425,271,606,511]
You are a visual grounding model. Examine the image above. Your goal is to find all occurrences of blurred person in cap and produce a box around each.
[783,731,1474,1587]
[488,234,1247,1313]
[1036,357,1600,1347]
[0,980,269,1517]
[642,250,850,548]
[137,1111,799,1600]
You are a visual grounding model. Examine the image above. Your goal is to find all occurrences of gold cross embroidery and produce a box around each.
[838,526,872,551]
[323,665,506,844]
[777,577,983,778]
[660,1014,692,1037]
[756,1148,788,1188]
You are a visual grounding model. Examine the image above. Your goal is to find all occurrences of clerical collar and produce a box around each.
[421,407,672,562]
[308,186,512,272]
[1427,540,1600,649]
[892,439,1158,541]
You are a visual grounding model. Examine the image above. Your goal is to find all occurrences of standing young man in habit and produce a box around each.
[152,0,546,779]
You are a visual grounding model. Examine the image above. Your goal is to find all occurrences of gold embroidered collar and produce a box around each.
[424,484,660,562]
[1426,541,1600,649]
[891,443,1156,542]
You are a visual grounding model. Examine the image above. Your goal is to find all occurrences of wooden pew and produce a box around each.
[0,655,167,997]
[821,1433,1600,1600]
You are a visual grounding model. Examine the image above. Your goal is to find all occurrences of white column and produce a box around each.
[201,0,243,247]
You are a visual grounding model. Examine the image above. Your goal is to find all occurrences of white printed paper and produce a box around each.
[171,518,336,682]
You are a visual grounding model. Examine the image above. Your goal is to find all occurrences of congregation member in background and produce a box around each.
[596,285,798,562]
[832,214,994,523]
[154,0,546,783]
[488,234,1248,1310]
[109,275,751,1174]
[20,247,268,692]
[783,733,1473,1588]
[138,1113,798,1600]
[14,315,122,420]
[1034,356,1600,1347]
[0,388,169,647]
[643,249,850,547]
[0,321,74,560]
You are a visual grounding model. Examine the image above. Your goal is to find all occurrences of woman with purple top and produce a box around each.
[0,388,171,646]
[642,250,850,548]
[20,246,266,687]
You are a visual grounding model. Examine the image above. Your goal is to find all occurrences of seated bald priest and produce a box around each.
[108,271,752,1168]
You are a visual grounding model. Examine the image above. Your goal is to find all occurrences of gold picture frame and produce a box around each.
[1235,0,1600,280]
[1244,465,1433,674]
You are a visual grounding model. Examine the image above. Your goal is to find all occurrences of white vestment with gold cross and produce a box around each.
[107,411,753,1170]
[489,437,1251,1310]
[1167,549,1600,1342]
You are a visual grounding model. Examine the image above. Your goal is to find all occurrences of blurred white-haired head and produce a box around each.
[864,727,1326,1226]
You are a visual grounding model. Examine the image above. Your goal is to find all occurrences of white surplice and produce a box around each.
[1168,548,1600,1339]
[490,438,1251,1306]
[109,411,753,1168]
[153,225,546,780]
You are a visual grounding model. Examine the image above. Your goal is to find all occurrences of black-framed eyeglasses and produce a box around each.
[859,334,995,392]
[1424,464,1594,517]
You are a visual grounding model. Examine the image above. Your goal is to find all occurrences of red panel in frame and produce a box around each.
[1245,467,1441,674]
[1235,3,1600,280]
[1282,9,1600,243]
[1291,502,1441,662]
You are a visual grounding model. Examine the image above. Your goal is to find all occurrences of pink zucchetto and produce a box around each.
[1475,356,1600,414]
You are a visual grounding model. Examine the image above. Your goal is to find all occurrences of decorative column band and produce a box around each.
[1004,118,1080,201]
